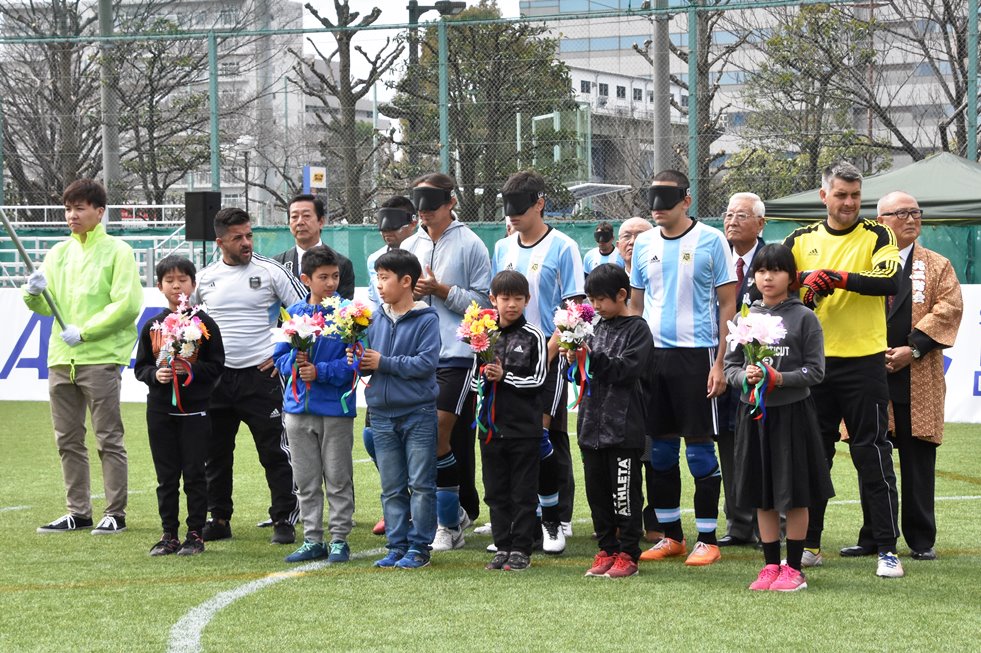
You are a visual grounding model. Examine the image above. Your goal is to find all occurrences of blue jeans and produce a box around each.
[371,405,438,552]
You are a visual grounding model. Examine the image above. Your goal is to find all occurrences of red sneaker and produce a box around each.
[372,518,385,535]
[604,552,639,578]
[748,564,781,591]
[769,565,807,592]
[585,552,616,577]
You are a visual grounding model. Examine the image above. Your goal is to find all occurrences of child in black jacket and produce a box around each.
[135,256,224,557]
[568,264,654,578]
[472,270,547,572]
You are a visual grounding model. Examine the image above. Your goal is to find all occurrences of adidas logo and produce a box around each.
[514,345,524,353]
[651,255,661,263]
[808,248,819,256]
[269,409,281,418]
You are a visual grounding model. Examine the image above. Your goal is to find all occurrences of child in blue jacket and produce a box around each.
[351,249,441,569]
[274,247,355,564]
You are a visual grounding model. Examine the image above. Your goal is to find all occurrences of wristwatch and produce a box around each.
[910,345,922,360]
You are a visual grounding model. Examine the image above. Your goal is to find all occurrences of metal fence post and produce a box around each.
[968,0,978,162]
[439,18,450,174]
[687,1,699,217]
[208,31,220,191]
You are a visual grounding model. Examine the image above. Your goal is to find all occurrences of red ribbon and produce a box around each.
[170,357,194,413]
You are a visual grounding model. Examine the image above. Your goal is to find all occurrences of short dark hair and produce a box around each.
[288,194,326,219]
[62,179,107,209]
[300,245,339,278]
[652,169,690,187]
[375,248,422,289]
[749,243,798,280]
[501,169,546,196]
[821,161,863,191]
[155,255,196,285]
[411,173,456,191]
[214,207,249,238]
[490,270,530,298]
[381,195,416,212]
[584,263,631,301]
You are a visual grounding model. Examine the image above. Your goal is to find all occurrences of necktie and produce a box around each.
[736,257,745,286]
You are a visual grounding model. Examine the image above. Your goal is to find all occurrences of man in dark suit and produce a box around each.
[273,194,356,299]
[716,191,767,547]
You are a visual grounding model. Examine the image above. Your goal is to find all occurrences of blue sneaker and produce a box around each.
[394,548,431,569]
[327,539,351,563]
[284,540,328,563]
[374,549,406,568]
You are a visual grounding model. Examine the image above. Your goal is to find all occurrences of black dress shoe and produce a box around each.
[911,548,937,560]
[718,534,755,547]
[839,544,876,557]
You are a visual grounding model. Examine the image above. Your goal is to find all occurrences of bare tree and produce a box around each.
[0,0,102,208]
[289,1,403,224]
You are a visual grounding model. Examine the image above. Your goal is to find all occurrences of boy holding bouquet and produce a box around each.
[273,247,357,564]
[469,270,548,571]
[135,256,225,556]
[564,264,653,578]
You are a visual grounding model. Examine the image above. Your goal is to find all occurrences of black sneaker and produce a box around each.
[271,520,296,545]
[177,531,205,556]
[485,551,510,570]
[504,551,531,571]
[37,514,93,533]
[202,519,232,541]
[150,533,181,556]
[91,515,126,535]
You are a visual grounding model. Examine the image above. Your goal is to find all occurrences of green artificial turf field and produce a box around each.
[1,401,979,652]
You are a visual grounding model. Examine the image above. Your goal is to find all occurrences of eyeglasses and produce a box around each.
[722,211,760,221]
[617,231,644,243]
[880,208,923,221]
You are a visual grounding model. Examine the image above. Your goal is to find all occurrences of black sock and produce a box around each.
[436,452,459,488]
[661,520,684,542]
[693,469,721,547]
[786,539,805,571]
[651,464,683,541]
[762,540,781,567]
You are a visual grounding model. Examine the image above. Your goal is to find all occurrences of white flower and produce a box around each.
[179,342,196,358]
[182,323,202,341]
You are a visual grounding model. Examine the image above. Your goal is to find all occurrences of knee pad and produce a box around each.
[685,442,720,479]
[649,439,681,472]
[436,489,461,527]
[540,428,554,459]
[362,427,376,463]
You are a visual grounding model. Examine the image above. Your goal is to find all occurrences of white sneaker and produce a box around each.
[474,523,493,535]
[486,542,498,553]
[542,521,566,554]
[458,509,473,532]
[561,521,573,537]
[876,552,905,578]
[431,525,465,552]
[801,549,824,568]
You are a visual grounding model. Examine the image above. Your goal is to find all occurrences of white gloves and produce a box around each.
[61,325,83,347]
[26,269,47,295]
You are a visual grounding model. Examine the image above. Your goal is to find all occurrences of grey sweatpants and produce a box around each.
[284,413,355,543]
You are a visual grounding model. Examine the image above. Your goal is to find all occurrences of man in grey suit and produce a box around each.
[717,191,767,546]
[273,194,356,300]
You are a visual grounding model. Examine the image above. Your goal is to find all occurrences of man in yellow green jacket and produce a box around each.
[23,179,143,535]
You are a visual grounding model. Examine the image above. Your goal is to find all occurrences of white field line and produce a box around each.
[0,505,30,513]
[167,548,386,653]
[168,494,981,653]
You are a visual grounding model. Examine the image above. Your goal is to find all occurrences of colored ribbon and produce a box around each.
[742,360,774,422]
[341,340,367,413]
[473,366,497,444]
[169,357,194,413]
[565,347,591,410]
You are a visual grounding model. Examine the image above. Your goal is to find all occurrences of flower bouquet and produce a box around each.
[334,299,373,412]
[725,305,787,421]
[554,300,597,409]
[457,301,501,442]
[150,293,211,413]
[271,309,327,411]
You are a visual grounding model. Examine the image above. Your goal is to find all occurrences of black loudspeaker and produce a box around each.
[184,191,221,242]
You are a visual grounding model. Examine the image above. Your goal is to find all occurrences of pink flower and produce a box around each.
[469,332,490,353]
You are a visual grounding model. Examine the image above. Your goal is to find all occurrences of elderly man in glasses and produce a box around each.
[863,191,962,563]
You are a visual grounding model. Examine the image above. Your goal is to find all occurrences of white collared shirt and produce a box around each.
[295,239,324,264]
[898,243,913,270]
[732,240,759,278]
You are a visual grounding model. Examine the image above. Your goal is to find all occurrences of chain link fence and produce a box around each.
[0,2,978,242]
